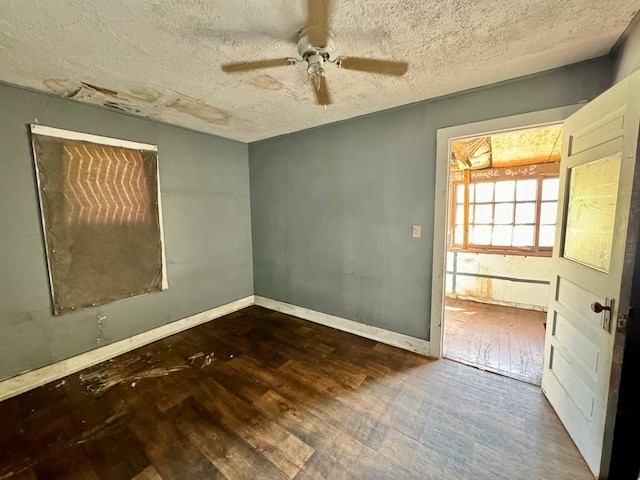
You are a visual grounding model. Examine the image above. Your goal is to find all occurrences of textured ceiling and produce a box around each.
[1,0,639,142]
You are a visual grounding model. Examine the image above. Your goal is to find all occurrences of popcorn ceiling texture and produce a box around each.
[0,0,638,142]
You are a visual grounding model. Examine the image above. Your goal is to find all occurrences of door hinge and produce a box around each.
[618,313,628,333]
[618,307,634,333]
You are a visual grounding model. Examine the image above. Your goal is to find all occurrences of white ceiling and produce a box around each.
[1,0,639,142]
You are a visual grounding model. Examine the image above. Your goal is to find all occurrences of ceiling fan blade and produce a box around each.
[307,0,332,46]
[311,75,332,106]
[337,57,409,76]
[221,58,294,73]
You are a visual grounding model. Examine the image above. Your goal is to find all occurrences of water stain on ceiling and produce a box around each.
[43,78,230,126]
[248,74,285,91]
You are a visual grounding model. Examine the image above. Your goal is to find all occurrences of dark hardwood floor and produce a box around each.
[0,306,591,479]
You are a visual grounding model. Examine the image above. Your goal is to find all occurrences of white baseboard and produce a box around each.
[0,295,255,402]
[0,294,432,401]
[254,296,432,356]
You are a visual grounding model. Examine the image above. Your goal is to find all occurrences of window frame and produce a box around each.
[30,124,168,315]
[449,166,559,257]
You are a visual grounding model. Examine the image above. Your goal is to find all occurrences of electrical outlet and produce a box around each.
[412,225,421,238]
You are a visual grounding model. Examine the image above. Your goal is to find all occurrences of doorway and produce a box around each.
[428,106,582,371]
[442,125,562,385]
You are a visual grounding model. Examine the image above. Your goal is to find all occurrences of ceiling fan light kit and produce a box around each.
[220,0,409,106]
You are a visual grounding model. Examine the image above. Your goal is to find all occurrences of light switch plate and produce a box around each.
[412,225,421,238]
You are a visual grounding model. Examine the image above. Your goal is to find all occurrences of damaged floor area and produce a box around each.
[443,298,546,385]
[0,306,589,479]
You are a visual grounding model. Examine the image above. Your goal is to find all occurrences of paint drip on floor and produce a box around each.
[78,350,214,395]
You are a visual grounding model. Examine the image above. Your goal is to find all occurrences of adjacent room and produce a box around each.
[1,1,640,479]
[443,125,561,385]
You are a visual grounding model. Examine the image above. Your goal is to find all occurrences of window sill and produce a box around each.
[449,247,553,258]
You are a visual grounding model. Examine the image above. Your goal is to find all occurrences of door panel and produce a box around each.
[552,312,600,378]
[548,345,595,417]
[556,277,606,324]
[569,106,625,155]
[542,70,640,478]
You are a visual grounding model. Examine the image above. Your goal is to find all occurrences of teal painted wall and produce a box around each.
[613,11,640,83]
[0,83,253,379]
[249,58,613,340]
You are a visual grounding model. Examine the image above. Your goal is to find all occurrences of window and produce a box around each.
[31,125,167,315]
[451,175,559,255]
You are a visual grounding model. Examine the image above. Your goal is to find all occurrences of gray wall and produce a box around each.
[0,82,253,380]
[613,11,640,83]
[249,58,613,340]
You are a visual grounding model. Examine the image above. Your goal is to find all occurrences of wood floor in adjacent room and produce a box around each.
[443,298,547,385]
[0,306,589,480]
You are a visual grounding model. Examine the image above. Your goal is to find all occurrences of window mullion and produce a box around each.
[491,182,496,246]
[463,169,470,248]
[534,176,543,250]
[449,182,456,248]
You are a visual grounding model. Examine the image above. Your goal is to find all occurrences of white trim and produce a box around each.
[0,295,255,402]
[254,296,432,356]
[30,124,158,151]
[30,134,56,307]
[156,152,169,290]
[430,105,583,359]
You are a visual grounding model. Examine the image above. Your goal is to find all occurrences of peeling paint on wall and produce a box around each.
[446,252,552,310]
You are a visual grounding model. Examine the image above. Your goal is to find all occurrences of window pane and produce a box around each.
[469,184,475,202]
[494,203,514,224]
[454,225,464,245]
[539,225,556,247]
[492,225,513,246]
[455,204,464,225]
[542,177,560,201]
[515,202,536,224]
[494,180,515,202]
[474,204,493,224]
[513,225,535,246]
[470,225,491,245]
[564,154,620,272]
[516,179,537,201]
[540,202,558,225]
[456,184,465,203]
[475,182,494,202]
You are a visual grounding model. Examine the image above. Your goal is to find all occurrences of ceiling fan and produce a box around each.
[220,0,409,106]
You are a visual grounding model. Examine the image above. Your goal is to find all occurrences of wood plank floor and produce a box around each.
[0,306,590,480]
[443,298,546,385]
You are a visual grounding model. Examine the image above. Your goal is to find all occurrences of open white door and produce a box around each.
[542,69,640,478]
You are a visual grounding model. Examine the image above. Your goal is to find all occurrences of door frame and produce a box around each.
[429,105,582,359]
